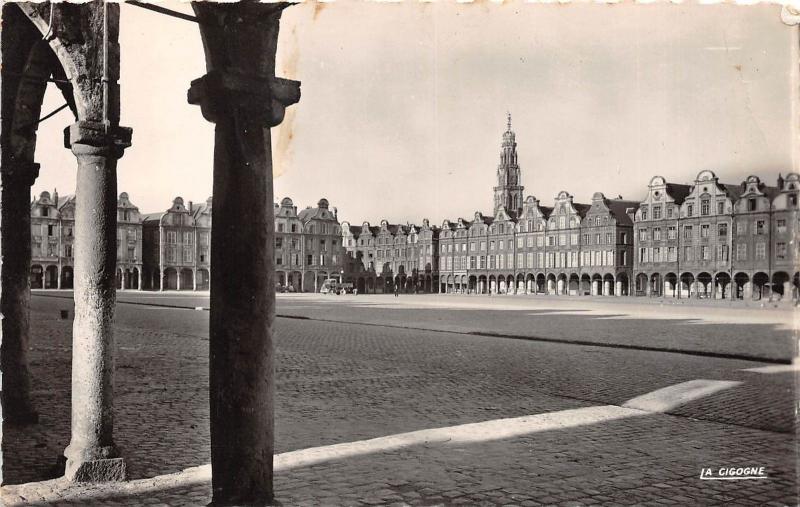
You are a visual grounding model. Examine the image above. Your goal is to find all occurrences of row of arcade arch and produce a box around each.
[634,271,800,300]
[439,272,631,296]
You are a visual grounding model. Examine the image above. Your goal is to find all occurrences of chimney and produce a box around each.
[188,201,193,212]
[53,188,59,207]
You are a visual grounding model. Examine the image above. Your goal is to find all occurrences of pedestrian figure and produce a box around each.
[354,288,358,296]
[394,285,399,297]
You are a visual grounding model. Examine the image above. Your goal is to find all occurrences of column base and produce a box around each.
[65,457,126,482]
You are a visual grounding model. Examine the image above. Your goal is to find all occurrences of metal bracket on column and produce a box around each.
[63,121,132,157]
[188,69,300,127]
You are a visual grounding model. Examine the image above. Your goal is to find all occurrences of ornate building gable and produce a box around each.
[772,173,800,211]
[519,196,550,233]
[31,190,59,218]
[733,176,776,214]
[161,197,194,227]
[192,197,213,230]
[549,191,585,231]
[58,194,76,220]
[634,176,690,223]
[679,170,740,219]
[117,192,142,225]
[493,113,524,216]
[468,212,489,236]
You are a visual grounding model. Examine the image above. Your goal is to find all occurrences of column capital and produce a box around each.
[63,121,132,158]
[188,70,300,127]
[2,160,40,187]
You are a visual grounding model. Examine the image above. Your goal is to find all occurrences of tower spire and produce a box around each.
[493,113,524,216]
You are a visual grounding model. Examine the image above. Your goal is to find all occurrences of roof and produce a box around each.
[573,203,592,218]
[719,183,742,201]
[665,183,692,204]
[605,199,639,226]
[57,194,75,210]
[141,212,164,223]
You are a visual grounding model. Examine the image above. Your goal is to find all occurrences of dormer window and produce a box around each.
[748,198,756,212]
[42,207,49,217]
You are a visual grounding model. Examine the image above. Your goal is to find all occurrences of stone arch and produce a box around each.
[714,272,731,299]
[664,272,677,297]
[568,273,579,295]
[649,272,662,297]
[635,272,647,296]
[696,272,712,298]
[603,273,615,296]
[616,272,630,296]
[60,266,74,289]
[45,265,59,289]
[679,272,694,297]
[197,268,210,291]
[163,268,178,291]
[733,272,749,300]
[772,271,791,298]
[580,273,591,295]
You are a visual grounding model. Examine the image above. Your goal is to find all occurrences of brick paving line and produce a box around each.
[30,292,793,365]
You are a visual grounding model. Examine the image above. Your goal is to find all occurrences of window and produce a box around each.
[291,224,297,233]
[652,206,661,220]
[559,216,565,228]
[736,243,747,260]
[748,198,757,211]
[641,206,648,221]
[736,221,747,236]
[667,246,676,261]
[480,256,486,269]
[701,246,709,260]
[499,240,505,250]
[489,255,496,269]
[480,241,486,250]
[605,233,613,245]
[639,248,646,263]
[200,248,208,263]
[684,246,693,261]
[683,226,693,240]
[667,227,676,240]
[548,236,555,246]
[700,224,709,238]
[790,194,798,207]
[666,207,673,219]
[717,245,729,261]
[470,256,476,269]
[65,245,73,258]
[559,234,567,246]
[653,247,661,263]
[536,236,544,247]
[777,220,786,233]
[167,247,176,262]
[653,228,661,241]
[275,237,283,249]
[167,231,177,243]
[621,232,627,244]
[65,227,73,238]
[277,223,284,233]
[755,220,765,235]
[755,243,766,260]
[583,234,590,245]
[307,254,314,266]
[718,223,728,237]
[776,243,787,259]
[526,236,533,247]
[639,228,648,241]
[319,254,325,265]
[687,204,694,217]
[595,234,601,245]
[717,201,725,215]
[128,247,136,261]
[184,232,193,244]
[701,200,710,216]
[47,224,54,236]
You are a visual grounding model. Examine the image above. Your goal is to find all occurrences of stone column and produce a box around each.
[62,121,131,482]
[616,280,622,296]
[138,269,143,291]
[1,161,41,425]
[193,269,198,291]
[121,270,127,291]
[189,3,300,504]
[177,270,182,291]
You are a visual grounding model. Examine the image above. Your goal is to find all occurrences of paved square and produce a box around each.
[1,292,795,505]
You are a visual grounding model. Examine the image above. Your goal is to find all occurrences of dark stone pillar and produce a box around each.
[0,162,41,425]
[62,121,131,482]
[188,3,299,505]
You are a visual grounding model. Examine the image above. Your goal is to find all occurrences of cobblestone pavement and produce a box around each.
[1,292,796,505]
[108,291,796,362]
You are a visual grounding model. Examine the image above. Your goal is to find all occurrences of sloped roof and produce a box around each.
[719,183,742,201]
[665,183,692,204]
[605,199,639,226]
[573,203,592,218]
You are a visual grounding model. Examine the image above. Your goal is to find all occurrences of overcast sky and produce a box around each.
[33,2,796,225]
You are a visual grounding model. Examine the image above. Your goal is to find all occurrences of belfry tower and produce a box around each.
[493,113,524,215]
